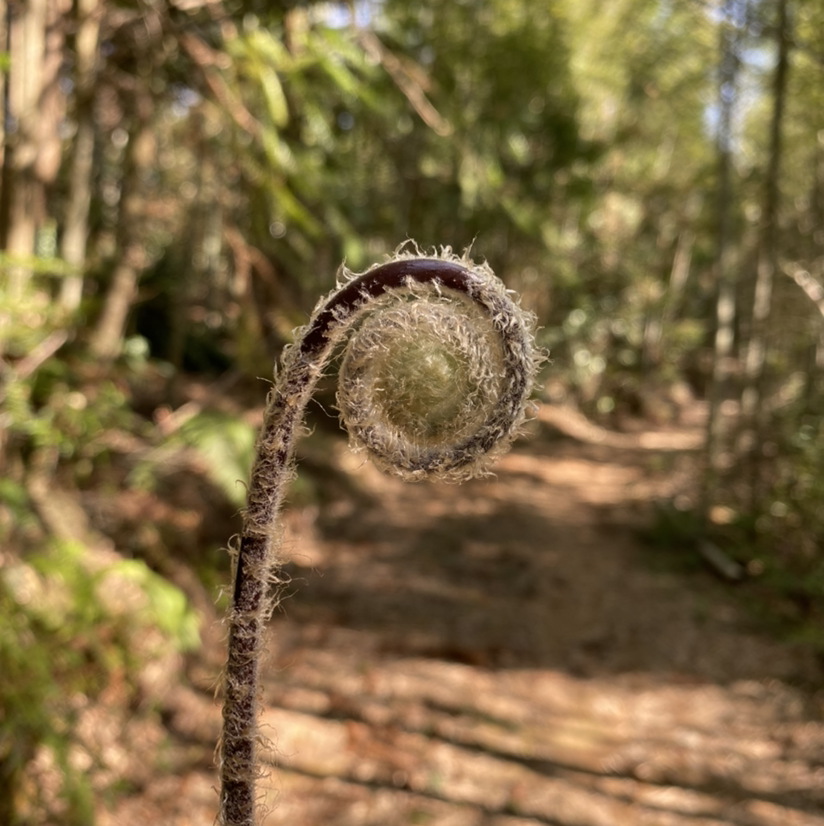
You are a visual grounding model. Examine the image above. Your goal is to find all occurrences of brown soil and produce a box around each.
[94,414,824,826]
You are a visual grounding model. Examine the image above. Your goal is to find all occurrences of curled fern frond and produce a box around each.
[218,248,541,826]
[338,257,537,481]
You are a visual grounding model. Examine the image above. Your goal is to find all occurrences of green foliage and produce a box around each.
[0,276,151,484]
[0,271,198,822]
[131,410,257,508]
[0,479,37,540]
[0,252,79,278]
[176,411,257,508]
[2,0,824,816]
[754,413,824,628]
[0,538,198,823]
[11,369,132,460]
[645,409,824,649]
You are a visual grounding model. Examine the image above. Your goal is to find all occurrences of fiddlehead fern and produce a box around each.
[218,248,540,826]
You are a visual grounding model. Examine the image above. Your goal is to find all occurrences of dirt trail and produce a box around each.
[99,421,824,826]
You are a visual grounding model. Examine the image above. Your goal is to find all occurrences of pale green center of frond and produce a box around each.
[338,292,509,479]
[373,328,474,442]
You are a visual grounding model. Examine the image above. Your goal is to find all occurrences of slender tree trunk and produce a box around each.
[644,227,696,366]
[0,0,8,362]
[0,0,7,181]
[35,0,66,189]
[702,0,744,520]
[799,115,824,409]
[59,0,102,312]
[0,0,67,272]
[739,0,791,480]
[667,229,695,319]
[89,90,155,360]
[3,0,47,299]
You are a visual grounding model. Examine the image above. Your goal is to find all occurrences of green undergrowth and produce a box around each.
[131,410,258,509]
[0,530,199,824]
[0,314,202,823]
[643,494,824,655]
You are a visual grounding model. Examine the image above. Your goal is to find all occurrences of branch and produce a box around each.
[780,260,824,320]
[0,330,69,405]
[356,30,453,137]
[180,32,262,137]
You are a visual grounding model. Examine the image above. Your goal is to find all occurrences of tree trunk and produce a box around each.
[0,0,7,181]
[35,0,66,189]
[799,107,824,409]
[644,224,696,367]
[702,0,744,520]
[2,0,48,299]
[89,91,155,360]
[59,0,102,312]
[739,0,791,475]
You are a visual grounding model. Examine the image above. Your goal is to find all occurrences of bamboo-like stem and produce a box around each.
[218,252,538,826]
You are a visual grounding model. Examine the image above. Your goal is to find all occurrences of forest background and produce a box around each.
[1,0,823,822]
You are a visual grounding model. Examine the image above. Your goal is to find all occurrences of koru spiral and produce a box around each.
[219,248,541,826]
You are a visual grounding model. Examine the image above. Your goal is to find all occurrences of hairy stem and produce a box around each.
[218,252,538,826]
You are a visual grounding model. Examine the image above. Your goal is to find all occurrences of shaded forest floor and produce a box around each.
[89,408,824,826]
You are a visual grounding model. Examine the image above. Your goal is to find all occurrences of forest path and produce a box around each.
[102,417,824,826]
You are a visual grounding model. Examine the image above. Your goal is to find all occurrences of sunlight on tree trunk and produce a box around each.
[59,0,102,313]
[3,0,48,299]
[739,0,791,497]
[0,0,6,178]
[703,0,744,524]
[645,224,696,366]
[89,92,155,360]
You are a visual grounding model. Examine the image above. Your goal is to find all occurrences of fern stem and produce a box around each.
[218,252,538,826]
